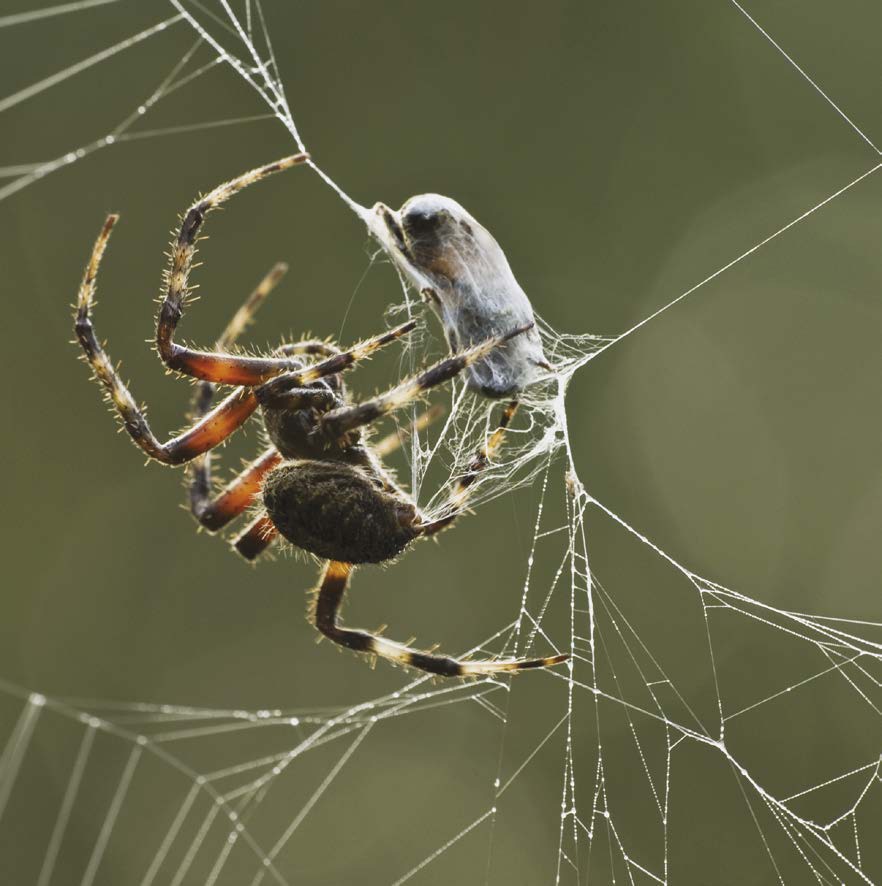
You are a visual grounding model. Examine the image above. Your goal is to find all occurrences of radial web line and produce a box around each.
[727,0,881,154]
[0,693,43,824]
[138,782,201,886]
[0,15,182,115]
[0,0,121,29]
[581,160,882,371]
[0,2,880,882]
[249,724,373,885]
[498,712,569,797]
[390,809,495,886]
[80,744,143,886]
[37,723,97,886]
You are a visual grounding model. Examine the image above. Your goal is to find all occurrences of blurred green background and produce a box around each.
[1,1,880,883]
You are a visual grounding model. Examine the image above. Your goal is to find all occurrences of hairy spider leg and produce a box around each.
[154,153,415,386]
[186,269,353,560]
[186,265,339,540]
[188,262,288,532]
[233,514,277,561]
[73,215,261,464]
[418,399,520,538]
[190,448,283,531]
[216,262,289,351]
[75,214,417,464]
[156,154,305,383]
[318,324,532,442]
[313,561,569,677]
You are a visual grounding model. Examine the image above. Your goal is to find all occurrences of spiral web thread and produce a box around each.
[1,1,881,883]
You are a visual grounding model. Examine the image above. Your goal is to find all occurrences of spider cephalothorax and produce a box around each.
[74,153,568,678]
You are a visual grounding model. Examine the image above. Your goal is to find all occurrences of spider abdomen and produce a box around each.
[263,461,419,564]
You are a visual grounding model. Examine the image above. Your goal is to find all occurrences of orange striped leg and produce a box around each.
[74,215,264,465]
[312,562,568,677]
[186,263,311,545]
[186,261,286,530]
[153,154,416,384]
[232,514,278,561]
[186,286,343,557]
[190,449,282,532]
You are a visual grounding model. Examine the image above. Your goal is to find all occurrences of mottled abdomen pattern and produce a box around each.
[262,461,419,564]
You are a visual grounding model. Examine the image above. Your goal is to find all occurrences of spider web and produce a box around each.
[1,1,881,883]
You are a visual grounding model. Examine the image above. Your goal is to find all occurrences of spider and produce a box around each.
[74,153,569,677]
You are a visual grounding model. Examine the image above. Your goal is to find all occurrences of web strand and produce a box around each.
[0,1,880,883]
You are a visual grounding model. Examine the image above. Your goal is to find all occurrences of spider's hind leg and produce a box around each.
[312,561,568,677]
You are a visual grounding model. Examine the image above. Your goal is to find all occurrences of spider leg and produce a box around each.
[76,214,412,464]
[75,216,267,465]
[418,399,519,537]
[190,448,282,531]
[190,382,337,551]
[218,262,289,351]
[154,153,414,385]
[186,264,338,540]
[232,514,277,561]
[318,324,531,442]
[313,562,568,677]
[187,261,287,530]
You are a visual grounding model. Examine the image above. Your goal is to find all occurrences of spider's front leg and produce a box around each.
[313,562,568,677]
[154,153,415,386]
[76,206,415,467]
[317,324,532,442]
[75,216,263,465]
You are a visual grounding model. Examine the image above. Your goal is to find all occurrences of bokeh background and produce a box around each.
[1,1,880,883]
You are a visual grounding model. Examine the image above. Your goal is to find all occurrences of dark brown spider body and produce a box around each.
[263,460,419,564]
[258,373,345,460]
[256,369,421,563]
[73,153,568,678]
